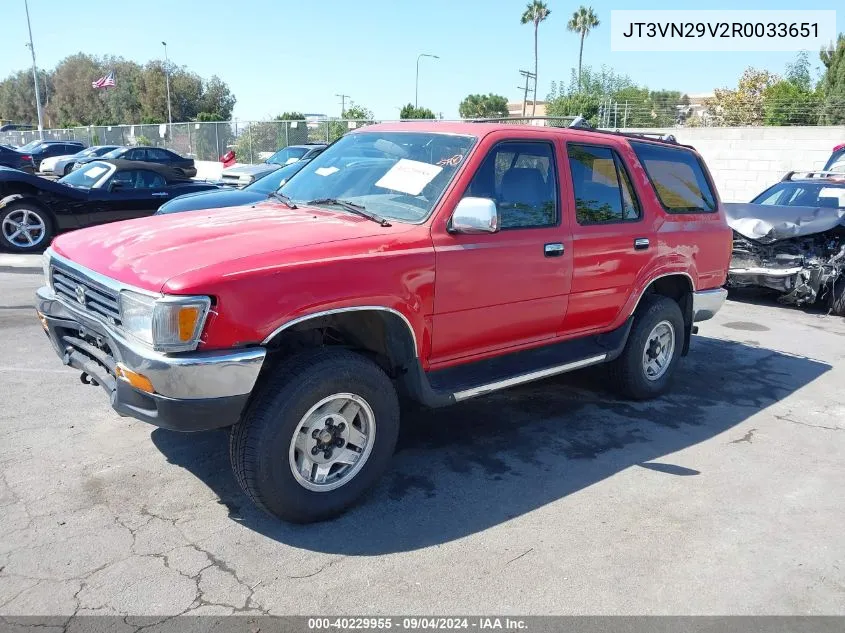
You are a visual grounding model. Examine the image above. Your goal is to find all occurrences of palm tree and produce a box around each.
[520,1,551,116]
[567,6,600,90]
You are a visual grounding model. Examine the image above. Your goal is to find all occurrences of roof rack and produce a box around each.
[781,170,845,181]
[466,116,684,147]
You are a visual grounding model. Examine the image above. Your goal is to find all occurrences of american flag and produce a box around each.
[92,70,116,89]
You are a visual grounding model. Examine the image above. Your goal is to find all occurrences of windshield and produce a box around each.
[267,146,309,166]
[279,131,476,223]
[101,148,127,159]
[16,140,44,152]
[58,161,112,189]
[247,160,310,194]
[753,182,845,208]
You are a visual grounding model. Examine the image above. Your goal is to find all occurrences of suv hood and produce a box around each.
[726,202,845,243]
[50,202,415,293]
[222,163,279,177]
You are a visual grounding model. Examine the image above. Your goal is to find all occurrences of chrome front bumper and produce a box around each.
[692,287,728,322]
[36,286,266,430]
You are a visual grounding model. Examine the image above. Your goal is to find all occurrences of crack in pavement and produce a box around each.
[729,428,757,444]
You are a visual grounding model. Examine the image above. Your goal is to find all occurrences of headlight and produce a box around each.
[119,290,211,352]
[42,251,52,290]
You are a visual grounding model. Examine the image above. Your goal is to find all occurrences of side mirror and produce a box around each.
[449,197,499,234]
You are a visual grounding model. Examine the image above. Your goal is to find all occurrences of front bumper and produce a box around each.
[36,286,266,431]
[692,287,728,322]
[727,266,802,293]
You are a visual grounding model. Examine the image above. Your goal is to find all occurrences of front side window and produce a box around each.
[463,141,558,229]
[109,169,166,190]
[280,131,475,223]
[631,141,716,214]
[568,144,641,224]
[102,148,127,160]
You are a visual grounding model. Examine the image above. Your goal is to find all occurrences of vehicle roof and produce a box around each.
[354,121,691,150]
[787,178,845,185]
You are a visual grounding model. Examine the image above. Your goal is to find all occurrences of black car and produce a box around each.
[0,160,220,252]
[15,140,86,171]
[156,158,311,215]
[74,146,197,178]
[0,144,35,174]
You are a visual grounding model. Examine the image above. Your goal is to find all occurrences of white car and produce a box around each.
[39,145,121,176]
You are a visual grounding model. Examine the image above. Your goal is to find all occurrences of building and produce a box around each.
[507,101,547,118]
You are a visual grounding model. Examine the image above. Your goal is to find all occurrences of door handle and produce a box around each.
[634,238,650,250]
[151,192,170,197]
[544,243,564,257]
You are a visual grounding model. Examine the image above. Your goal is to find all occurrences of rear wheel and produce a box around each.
[229,348,400,523]
[0,203,53,253]
[63,163,74,176]
[609,294,684,400]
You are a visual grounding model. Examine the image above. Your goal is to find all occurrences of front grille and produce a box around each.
[51,261,122,327]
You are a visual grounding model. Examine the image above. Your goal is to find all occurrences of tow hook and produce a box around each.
[80,372,99,387]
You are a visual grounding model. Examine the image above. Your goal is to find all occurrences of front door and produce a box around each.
[429,136,572,366]
[85,169,167,225]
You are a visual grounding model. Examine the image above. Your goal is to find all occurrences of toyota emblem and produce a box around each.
[75,285,86,305]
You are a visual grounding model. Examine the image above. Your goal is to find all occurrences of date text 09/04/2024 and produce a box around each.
[308,618,528,630]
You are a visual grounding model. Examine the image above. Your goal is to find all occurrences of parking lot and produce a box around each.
[1,268,844,618]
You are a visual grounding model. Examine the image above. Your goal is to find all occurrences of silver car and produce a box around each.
[221,143,327,188]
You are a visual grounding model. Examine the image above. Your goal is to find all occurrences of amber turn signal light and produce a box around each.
[115,364,155,394]
[36,311,48,331]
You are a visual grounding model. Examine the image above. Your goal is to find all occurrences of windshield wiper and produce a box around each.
[306,198,391,227]
[267,191,297,209]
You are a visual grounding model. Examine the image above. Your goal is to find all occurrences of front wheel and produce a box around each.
[229,348,400,523]
[0,203,53,253]
[609,294,684,400]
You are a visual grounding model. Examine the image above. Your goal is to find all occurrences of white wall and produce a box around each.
[619,126,845,203]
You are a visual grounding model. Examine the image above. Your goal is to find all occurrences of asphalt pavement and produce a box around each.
[0,271,843,619]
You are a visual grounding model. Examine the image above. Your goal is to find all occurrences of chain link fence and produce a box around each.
[0,119,384,163]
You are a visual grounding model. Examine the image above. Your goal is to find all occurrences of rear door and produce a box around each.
[430,134,572,366]
[561,141,655,335]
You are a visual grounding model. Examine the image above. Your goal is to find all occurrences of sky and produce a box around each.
[1,0,843,122]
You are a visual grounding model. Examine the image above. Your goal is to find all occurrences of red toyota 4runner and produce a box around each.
[36,122,731,522]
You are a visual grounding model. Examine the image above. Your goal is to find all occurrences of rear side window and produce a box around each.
[631,141,716,214]
[567,144,641,224]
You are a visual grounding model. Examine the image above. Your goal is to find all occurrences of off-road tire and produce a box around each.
[609,294,684,400]
[0,202,54,253]
[229,348,400,523]
[829,274,845,317]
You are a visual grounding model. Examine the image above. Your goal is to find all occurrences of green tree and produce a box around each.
[399,103,436,119]
[276,112,306,121]
[520,1,551,115]
[764,81,820,125]
[819,34,845,124]
[708,68,779,126]
[458,93,509,119]
[567,6,600,90]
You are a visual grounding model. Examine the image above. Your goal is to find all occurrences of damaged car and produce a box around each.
[726,171,845,314]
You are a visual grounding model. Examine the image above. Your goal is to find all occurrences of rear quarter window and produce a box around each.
[631,141,717,214]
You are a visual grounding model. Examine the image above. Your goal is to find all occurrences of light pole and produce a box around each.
[23,0,44,133]
[161,41,173,135]
[415,53,439,109]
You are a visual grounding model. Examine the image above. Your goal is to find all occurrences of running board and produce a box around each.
[452,353,607,401]
[402,317,634,407]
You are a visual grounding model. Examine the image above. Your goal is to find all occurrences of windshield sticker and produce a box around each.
[375,159,443,196]
[83,165,108,178]
[315,166,339,177]
[437,154,463,167]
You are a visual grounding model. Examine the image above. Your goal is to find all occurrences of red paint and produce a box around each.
[51,122,732,369]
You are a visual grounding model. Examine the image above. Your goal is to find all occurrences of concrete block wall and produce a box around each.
[619,126,845,203]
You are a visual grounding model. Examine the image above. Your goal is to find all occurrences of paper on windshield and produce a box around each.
[375,159,443,196]
[83,165,108,178]
[315,166,339,176]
